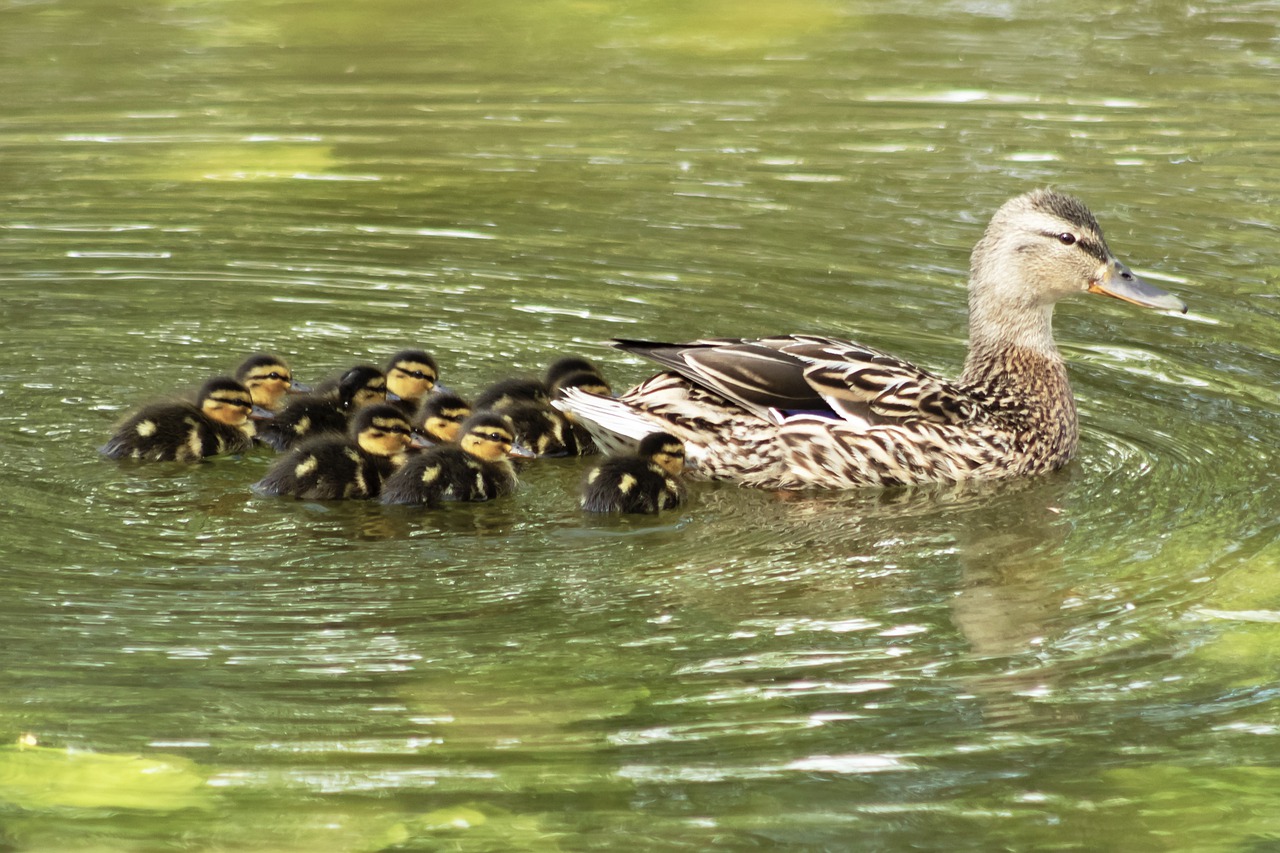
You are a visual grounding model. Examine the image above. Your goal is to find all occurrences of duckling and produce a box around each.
[502,401,580,457]
[385,349,441,416]
[252,403,414,500]
[102,377,256,463]
[380,412,524,507]
[546,356,612,398]
[581,431,687,514]
[256,364,387,451]
[547,368,614,455]
[414,391,473,445]
[472,377,551,412]
[234,353,302,415]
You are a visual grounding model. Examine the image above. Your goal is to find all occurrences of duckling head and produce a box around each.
[234,353,296,412]
[198,377,255,427]
[351,404,415,458]
[385,349,440,403]
[550,369,613,400]
[968,190,1186,354]
[458,412,526,462]
[638,431,686,477]
[546,356,606,389]
[416,392,472,444]
[338,365,388,410]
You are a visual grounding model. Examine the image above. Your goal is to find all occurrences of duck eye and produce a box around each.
[1057,232,1077,246]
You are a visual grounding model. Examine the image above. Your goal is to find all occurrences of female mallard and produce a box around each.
[252,403,415,500]
[102,377,256,462]
[556,190,1187,490]
[582,431,687,514]
[380,412,525,507]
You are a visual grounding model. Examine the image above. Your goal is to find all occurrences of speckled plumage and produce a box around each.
[556,190,1187,490]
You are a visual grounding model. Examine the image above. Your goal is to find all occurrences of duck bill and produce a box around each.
[250,405,277,420]
[287,381,312,394]
[1088,262,1187,313]
[509,444,537,459]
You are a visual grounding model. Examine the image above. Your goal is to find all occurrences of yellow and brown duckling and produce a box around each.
[385,349,441,416]
[102,377,256,463]
[380,412,527,507]
[546,356,612,399]
[501,401,580,457]
[474,376,582,457]
[414,391,473,445]
[256,364,387,452]
[253,403,415,500]
[581,431,687,514]
[233,353,303,415]
[472,377,551,412]
[546,360,613,455]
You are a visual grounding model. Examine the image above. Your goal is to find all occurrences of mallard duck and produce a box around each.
[102,377,256,462]
[256,364,387,451]
[385,349,441,415]
[582,431,687,514]
[380,412,525,507]
[252,403,414,500]
[412,391,472,445]
[234,353,305,415]
[556,190,1187,490]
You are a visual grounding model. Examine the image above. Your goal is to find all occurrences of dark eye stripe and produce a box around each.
[393,367,436,381]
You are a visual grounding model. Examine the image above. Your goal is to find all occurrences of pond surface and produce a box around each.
[2,0,1279,850]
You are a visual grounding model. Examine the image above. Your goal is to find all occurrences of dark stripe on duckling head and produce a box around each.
[235,353,292,382]
[638,431,684,460]
[386,349,439,376]
[349,403,413,437]
[337,365,387,408]
[198,377,253,405]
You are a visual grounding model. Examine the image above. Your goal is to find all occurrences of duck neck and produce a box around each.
[961,287,1063,385]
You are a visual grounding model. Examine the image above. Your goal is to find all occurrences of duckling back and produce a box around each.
[102,377,255,463]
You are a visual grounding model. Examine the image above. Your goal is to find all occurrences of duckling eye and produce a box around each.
[1056,232,1077,246]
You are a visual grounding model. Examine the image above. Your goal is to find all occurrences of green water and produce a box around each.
[2,0,1279,850]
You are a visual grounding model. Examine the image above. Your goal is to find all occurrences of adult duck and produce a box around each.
[555,190,1187,489]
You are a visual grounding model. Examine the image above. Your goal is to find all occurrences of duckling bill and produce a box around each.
[102,377,256,463]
